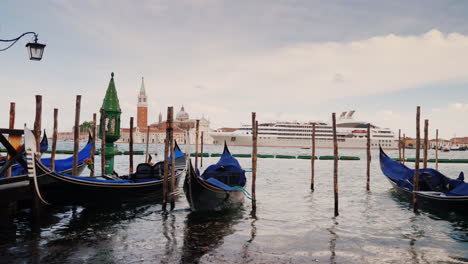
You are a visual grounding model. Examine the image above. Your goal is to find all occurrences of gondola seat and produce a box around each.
[133,163,155,179]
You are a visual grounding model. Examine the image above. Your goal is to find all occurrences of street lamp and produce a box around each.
[0,32,46,61]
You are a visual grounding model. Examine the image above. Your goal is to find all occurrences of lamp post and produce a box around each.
[99,72,122,175]
[0,32,46,61]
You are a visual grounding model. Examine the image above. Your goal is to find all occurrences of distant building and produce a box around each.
[450,137,468,148]
[56,132,89,142]
[118,78,213,144]
[429,138,451,149]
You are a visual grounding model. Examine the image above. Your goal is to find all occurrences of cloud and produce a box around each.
[449,103,468,112]
[4,0,468,139]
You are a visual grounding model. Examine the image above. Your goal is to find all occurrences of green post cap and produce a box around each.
[99,72,122,142]
[102,72,121,113]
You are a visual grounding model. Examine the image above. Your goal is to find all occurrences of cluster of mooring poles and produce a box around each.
[0,94,99,221]
[308,113,346,216]
[2,89,442,219]
[411,106,434,213]
[307,108,441,216]
[0,73,128,220]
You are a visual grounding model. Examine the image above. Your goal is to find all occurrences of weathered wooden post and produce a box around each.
[72,95,81,176]
[311,123,316,191]
[9,102,15,130]
[145,125,150,163]
[398,129,402,163]
[413,106,421,213]
[423,119,428,169]
[162,138,169,211]
[435,129,439,170]
[99,73,122,175]
[34,95,42,152]
[6,102,16,178]
[129,117,134,173]
[90,113,96,177]
[332,113,339,217]
[154,127,158,156]
[195,120,200,169]
[162,106,174,211]
[100,108,106,176]
[251,113,258,210]
[170,117,176,210]
[51,108,58,171]
[402,133,406,164]
[366,123,371,191]
[201,131,204,167]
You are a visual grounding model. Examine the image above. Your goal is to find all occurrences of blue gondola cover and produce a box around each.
[380,148,468,196]
[201,146,246,187]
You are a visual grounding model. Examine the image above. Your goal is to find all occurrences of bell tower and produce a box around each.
[137,77,148,128]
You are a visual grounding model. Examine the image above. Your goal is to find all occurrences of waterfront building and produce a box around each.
[118,78,213,144]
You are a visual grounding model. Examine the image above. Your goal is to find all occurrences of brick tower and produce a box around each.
[137,77,148,128]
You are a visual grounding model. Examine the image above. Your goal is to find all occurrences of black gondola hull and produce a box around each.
[35,159,185,206]
[183,164,244,211]
[380,147,468,214]
[388,179,468,214]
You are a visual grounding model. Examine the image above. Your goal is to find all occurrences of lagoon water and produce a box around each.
[1,142,467,263]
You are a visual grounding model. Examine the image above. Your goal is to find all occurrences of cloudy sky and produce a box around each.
[2,0,468,139]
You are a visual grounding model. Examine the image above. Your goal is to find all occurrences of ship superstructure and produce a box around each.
[210,111,398,149]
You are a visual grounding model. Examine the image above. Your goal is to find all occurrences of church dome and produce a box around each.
[176,106,189,121]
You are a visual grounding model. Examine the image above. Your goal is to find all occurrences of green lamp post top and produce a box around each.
[101,72,122,113]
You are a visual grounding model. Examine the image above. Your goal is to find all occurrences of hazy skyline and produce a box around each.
[2,0,468,139]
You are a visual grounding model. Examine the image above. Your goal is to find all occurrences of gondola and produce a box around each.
[25,127,186,205]
[1,131,90,178]
[184,142,247,211]
[379,146,468,213]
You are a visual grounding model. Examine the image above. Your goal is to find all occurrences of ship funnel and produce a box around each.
[340,112,347,119]
[346,110,355,119]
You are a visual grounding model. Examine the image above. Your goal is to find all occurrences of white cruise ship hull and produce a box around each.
[210,133,398,149]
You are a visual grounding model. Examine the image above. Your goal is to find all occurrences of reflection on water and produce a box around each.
[1,145,468,263]
[180,209,243,264]
[161,213,177,264]
[328,218,338,264]
[241,210,257,262]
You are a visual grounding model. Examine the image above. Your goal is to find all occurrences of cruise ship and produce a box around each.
[210,111,398,149]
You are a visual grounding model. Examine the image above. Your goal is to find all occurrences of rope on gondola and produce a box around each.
[233,186,256,201]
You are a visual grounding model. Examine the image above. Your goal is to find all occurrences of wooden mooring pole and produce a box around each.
[170,116,176,210]
[252,113,258,210]
[100,108,106,176]
[398,129,402,163]
[34,95,42,152]
[145,125,150,163]
[154,128,158,156]
[162,106,173,211]
[51,108,58,171]
[9,102,15,130]
[402,133,406,165]
[366,123,371,191]
[6,102,15,178]
[413,106,421,213]
[162,138,169,211]
[72,95,81,176]
[311,123,315,191]
[332,113,339,217]
[201,131,204,168]
[90,113,96,177]
[129,117,134,173]
[195,120,200,169]
[435,129,439,170]
[423,119,428,169]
